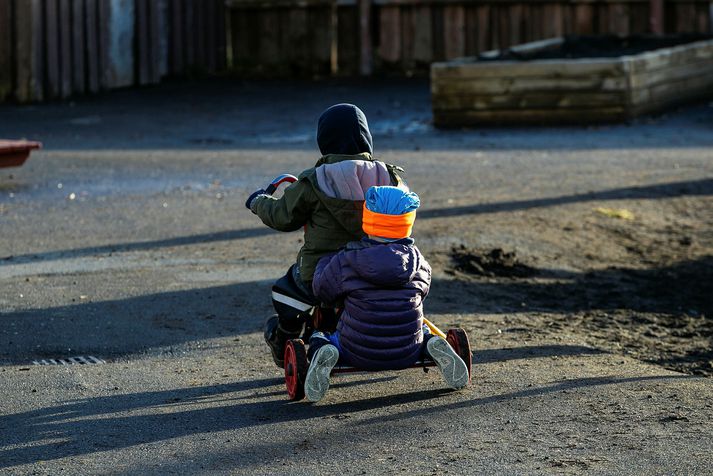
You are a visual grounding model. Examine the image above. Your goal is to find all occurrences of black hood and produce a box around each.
[317,104,373,156]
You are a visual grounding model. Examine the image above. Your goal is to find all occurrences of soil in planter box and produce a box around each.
[481,34,713,61]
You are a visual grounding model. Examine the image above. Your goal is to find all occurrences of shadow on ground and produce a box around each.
[0,281,272,364]
[431,254,713,375]
[419,177,713,219]
[2,177,709,265]
[0,355,689,470]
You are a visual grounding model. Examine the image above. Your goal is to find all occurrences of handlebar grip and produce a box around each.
[266,174,298,196]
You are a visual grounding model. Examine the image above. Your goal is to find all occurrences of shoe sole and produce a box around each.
[427,337,469,389]
[305,345,339,402]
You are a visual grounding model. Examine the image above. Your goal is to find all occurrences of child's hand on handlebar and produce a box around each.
[246,174,297,213]
[245,188,267,213]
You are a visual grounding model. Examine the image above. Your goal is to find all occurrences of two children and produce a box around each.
[306,185,469,401]
[246,104,469,401]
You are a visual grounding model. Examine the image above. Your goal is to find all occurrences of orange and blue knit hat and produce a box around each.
[362,186,420,240]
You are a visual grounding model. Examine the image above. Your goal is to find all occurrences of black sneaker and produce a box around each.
[263,315,301,369]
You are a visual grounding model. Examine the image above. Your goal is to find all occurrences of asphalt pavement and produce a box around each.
[1,79,712,475]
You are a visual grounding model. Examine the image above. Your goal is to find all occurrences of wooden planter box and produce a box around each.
[431,36,713,127]
[0,140,41,168]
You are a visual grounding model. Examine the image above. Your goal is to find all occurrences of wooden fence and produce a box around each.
[226,0,713,77]
[1,0,711,102]
[0,0,226,102]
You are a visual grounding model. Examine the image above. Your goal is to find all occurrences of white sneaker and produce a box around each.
[305,344,339,402]
[427,336,469,389]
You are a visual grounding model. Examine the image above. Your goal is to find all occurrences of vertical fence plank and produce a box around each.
[311,6,331,74]
[205,0,217,73]
[496,4,507,49]
[46,0,61,99]
[0,0,12,100]
[444,5,465,59]
[650,0,664,33]
[330,0,338,74]
[105,0,134,88]
[170,0,183,74]
[216,0,226,70]
[695,2,707,31]
[60,0,73,97]
[260,8,275,70]
[284,7,307,74]
[337,5,358,75]
[431,4,444,60]
[629,2,649,33]
[489,4,501,49]
[609,3,630,35]
[399,6,414,70]
[675,2,697,32]
[379,5,401,63]
[358,0,372,75]
[464,6,477,55]
[543,3,564,37]
[194,0,204,69]
[85,0,99,92]
[476,4,490,51]
[98,0,110,89]
[574,3,594,34]
[562,3,574,34]
[412,5,432,64]
[156,0,168,77]
[523,3,539,41]
[508,4,523,46]
[72,0,86,94]
[596,2,609,33]
[149,0,162,81]
[229,8,244,67]
[183,0,194,68]
[136,0,149,84]
[260,9,281,70]
[14,0,36,101]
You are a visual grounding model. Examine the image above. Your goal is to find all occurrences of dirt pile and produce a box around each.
[445,247,713,376]
[449,246,537,278]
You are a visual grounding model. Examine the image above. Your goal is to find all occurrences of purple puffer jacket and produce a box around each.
[312,238,432,370]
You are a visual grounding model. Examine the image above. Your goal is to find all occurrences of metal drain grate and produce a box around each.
[32,356,105,366]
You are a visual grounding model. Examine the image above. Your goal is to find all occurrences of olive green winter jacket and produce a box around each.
[252,153,403,284]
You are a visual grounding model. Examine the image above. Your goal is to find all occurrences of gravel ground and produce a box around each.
[1,79,712,475]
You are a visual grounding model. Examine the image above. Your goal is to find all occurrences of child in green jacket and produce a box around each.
[246,103,404,368]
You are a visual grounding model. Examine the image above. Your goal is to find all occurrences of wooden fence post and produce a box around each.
[72,0,87,95]
[359,0,372,76]
[330,0,338,75]
[104,0,134,88]
[650,0,664,33]
[444,5,465,59]
[15,0,44,102]
[379,5,401,63]
[0,0,11,100]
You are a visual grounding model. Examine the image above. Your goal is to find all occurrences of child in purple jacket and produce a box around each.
[306,186,469,402]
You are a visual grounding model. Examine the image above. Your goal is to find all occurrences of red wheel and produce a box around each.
[284,339,308,401]
[447,328,472,383]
